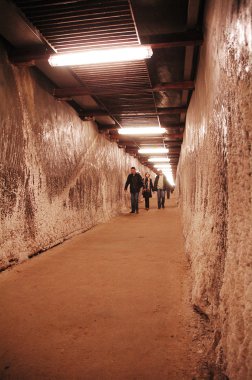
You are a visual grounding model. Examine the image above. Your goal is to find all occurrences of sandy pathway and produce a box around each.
[0,197,202,379]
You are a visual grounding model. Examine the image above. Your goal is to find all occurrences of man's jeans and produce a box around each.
[131,192,139,212]
[157,189,165,208]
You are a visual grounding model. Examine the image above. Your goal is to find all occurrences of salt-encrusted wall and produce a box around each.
[0,41,147,270]
[176,0,252,378]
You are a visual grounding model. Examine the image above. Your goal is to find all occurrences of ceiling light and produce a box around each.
[138,147,168,154]
[118,127,166,135]
[148,157,170,162]
[154,164,172,169]
[156,169,172,173]
[49,45,153,67]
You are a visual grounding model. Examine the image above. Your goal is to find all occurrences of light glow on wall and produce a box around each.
[118,127,166,135]
[49,45,153,67]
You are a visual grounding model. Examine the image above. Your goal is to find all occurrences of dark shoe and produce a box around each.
[162,205,165,208]
[136,210,139,214]
[158,207,161,209]
[130,211,135,213]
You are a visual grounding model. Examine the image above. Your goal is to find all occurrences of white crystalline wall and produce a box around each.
[0,42,148,270]
[176,0,252,378]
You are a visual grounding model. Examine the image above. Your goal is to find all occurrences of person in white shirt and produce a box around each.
[153,170,169,209]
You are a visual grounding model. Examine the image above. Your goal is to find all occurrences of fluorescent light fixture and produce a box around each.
[118,127,166,135]
[148,157,170,162]
[138,147,168,154]
[49,45,153,67]
[154,164,172,169]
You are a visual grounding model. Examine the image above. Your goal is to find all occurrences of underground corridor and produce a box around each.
[0,1,251,379]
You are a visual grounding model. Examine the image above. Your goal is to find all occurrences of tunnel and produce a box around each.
[0,0,251,379]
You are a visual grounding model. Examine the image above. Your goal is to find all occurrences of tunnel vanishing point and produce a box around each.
[0,1,251,379]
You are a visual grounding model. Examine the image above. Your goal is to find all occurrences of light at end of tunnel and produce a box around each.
[154,164,172,169]
[138,147,169,154]
[118,127,166,135]
[48,45,153,67]
[163,171,175,187]
[148,157,170,162]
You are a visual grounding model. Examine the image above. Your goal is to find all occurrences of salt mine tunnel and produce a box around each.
[0,0,251,379]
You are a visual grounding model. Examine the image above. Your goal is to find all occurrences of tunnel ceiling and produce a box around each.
[0,0,203,176]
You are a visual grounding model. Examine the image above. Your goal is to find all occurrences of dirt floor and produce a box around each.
[0,196,206,380]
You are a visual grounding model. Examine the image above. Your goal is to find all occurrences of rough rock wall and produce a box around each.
[0,42,146,270]
[176,0,252,378]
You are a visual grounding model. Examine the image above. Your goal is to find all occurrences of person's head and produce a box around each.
[158,170,163,175]
[145,172,150,178]
[131,167,136,174]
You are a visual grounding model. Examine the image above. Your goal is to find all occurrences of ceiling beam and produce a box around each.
[98,123,185,130]
[164,141,183,145]
[141,30,203,49]
[9,30,202,65]
[117,135,183,144]
[53,81,194,99]
[81,107,187,118]
[8,48,51,66]
[122,148,181,154]
[153,82,194,91]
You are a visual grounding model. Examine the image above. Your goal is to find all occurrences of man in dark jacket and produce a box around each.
[124,167,143,213]
[153,170,170,209]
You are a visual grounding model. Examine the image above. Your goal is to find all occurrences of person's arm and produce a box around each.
[165,177,170,190]
[138,174,144,188]
[150,179,154,191]
[124,175,130,190]
[142,179,146,191]
[153,176,158,191]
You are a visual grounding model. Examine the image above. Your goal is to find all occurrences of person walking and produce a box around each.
[124,167,143,213]
[142,172,154,210]
[154,170,170,209]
